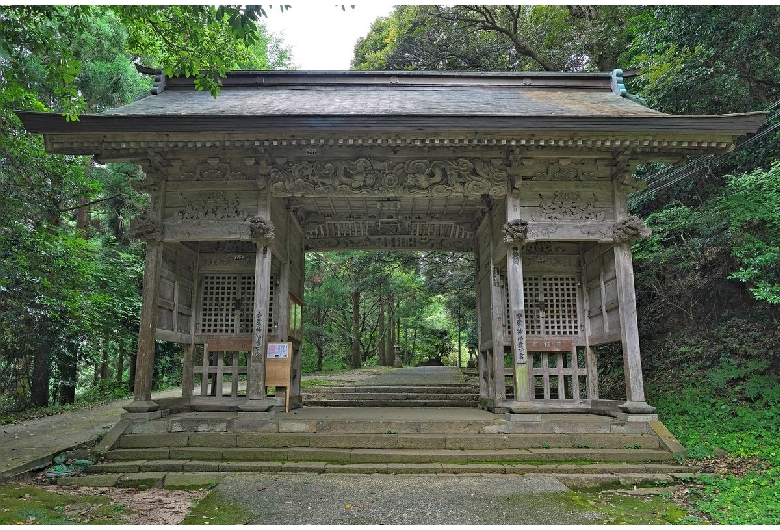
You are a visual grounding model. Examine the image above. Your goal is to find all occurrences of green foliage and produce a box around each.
[622,6,780,115]
[115,5,293,96]
[719,163,780,304]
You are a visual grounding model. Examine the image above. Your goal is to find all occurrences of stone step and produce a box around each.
[302,385,479,394]
[302,398,478,407]
[301,385,479,408]
[103,446,676,465]
[83,463,696,487]
[301,391,479,400]
[117,432,660,451]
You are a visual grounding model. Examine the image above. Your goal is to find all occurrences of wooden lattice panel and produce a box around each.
[199,274,275,335]
[199,274,260,334]
[523,275,580,336]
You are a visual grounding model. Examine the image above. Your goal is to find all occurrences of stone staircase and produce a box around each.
[301,384,480,407]
[73,407,696,489]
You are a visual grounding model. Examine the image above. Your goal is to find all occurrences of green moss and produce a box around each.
[0,484,121,525]
[182,490,252,525]
[508,491,688,524]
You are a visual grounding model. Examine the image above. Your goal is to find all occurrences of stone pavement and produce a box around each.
[0,367,443,479]
[0,388,182,479]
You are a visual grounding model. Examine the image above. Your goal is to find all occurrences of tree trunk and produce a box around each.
[315,338,325,372]
[128,351,136,393]
[388,294,395,365]
[351,290,361,368]
[31,349,50,407]
[58,348,77,405]
[115,342,125,384]
[378,298,386,365]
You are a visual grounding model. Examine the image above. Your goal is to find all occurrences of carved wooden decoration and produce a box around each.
[269,158,508,198]
[174,191,246,221]
[533,192,605,222]
[128,213,163,241]
[613,215,652,242]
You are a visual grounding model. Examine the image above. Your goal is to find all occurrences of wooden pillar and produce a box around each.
[614,242,653,412]
[246,240,272,400]
[506,245,530,402]
[124,174,165,413]
[613,181,654,413]
[181,245,200,400]
[124,239,163,411]
[505,188,530,403]
[487,199,506,405]
[489,263,505,403]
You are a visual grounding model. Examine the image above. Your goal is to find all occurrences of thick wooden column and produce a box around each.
[489,263,506,403]
[487,200,506,406]
[507,245,530,402]
[124,174,165,413]
[613,181,655,413]
[125,239,163,412]
[614,242,653,412]
[246,240,273,401]
[505,189,530,403]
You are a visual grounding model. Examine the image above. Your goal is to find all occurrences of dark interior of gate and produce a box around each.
[18,69,764,416]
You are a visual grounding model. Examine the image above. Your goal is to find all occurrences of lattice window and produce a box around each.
[199,274,275,335]
[523,276,542,335]
[200,275,239,334]
[523,275,580,336]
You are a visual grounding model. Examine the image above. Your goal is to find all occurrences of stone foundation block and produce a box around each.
[278,420,317,433]
[441,463,506,474]
[183,461,222,472]
[115,472,166,489]
[119,433,189,449]
[552,473,620,489]
[169,418,228,433]
[618,473,673,486]
[227,419,279,433]
[188,433,237,448]
[139,459,186,472]
[57,474,121,487]
[236,433,310,448]
[170,447,224,460]
[126,421,170,434]
[109,448,170,461]
[164,472,227,489]
[220,461,284,472]
[222,448,288,461]
[386,463,442,474]
[323,463,388,474]
[280,462,327,472]
[121,410,162,422]
[287,447,352,463]
[86,461,144,474]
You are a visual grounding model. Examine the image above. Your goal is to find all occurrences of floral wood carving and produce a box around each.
[532,191,605,222]
[174,191,245,221]
[613,215,652,242]
[503,219,529,244]
[269,158,508,197]
[128,214,163,241]
[249,217,275,242]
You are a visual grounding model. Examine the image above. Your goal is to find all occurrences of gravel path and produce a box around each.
[215,473,604,525]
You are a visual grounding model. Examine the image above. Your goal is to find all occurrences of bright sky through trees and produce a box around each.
[262,3,395,69]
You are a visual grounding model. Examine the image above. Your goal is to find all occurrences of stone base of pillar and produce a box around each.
[393,356,402,368]
[121,410,163,421]
[238,398,277,412]
[618,400,656,414]
[122,400,160,413]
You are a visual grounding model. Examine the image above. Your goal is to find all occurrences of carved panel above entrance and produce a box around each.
[268,158,508,198]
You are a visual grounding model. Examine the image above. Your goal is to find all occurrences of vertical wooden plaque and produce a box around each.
[265,342,292,412]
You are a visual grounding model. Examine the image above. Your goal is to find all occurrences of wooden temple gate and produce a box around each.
[19,70,764,417]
